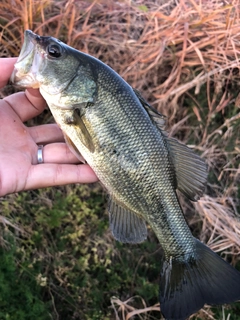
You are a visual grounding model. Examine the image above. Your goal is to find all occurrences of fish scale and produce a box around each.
[11,30,240,320]
[88,79,193,254]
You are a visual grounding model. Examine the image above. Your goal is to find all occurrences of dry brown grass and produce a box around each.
[111,296,160,320]
[1,0,240,319]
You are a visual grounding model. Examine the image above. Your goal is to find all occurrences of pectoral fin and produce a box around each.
[63,108,95,153]
[108,196,147,243]
[74,111,95,153]
[64,133,86,163]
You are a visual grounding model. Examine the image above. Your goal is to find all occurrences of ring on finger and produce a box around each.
[37,145,44,164]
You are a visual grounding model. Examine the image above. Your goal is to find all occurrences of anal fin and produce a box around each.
[108,196,147,244]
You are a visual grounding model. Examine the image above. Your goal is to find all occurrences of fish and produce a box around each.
[11,30,240,320]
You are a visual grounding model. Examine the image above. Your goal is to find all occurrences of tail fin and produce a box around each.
[159,239,240,320]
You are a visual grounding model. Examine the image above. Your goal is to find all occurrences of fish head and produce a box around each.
[11,30,97,108]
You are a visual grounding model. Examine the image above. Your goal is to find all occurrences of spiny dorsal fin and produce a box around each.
[134,88,207,201]
[167,137,207,201]
[133,89,166,130]
[108,196,147,243]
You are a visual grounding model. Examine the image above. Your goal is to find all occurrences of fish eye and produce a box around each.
[47,43,63,58]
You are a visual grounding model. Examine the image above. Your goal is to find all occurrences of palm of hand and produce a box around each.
[0,96,40,195]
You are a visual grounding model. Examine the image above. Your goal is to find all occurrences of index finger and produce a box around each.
[3,89,47,122]
[0,57,18,88]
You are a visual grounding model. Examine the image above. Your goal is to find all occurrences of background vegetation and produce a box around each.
[0,0,240,319]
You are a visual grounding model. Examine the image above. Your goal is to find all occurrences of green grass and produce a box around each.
[0,185,162,319]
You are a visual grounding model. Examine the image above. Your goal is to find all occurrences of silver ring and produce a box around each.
[37,145,44,164]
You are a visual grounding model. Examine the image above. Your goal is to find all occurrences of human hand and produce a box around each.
[0,58,98,197]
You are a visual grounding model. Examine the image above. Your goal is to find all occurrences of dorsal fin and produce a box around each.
[166,137,207,201]
[134,88,207,201]
[108,196,147,243]
[133,88,166,130]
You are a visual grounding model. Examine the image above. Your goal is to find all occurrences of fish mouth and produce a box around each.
[10,30,43,87]
[18,30,38,63]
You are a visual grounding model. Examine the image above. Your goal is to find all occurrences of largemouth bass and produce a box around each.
[11,30,240,319]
